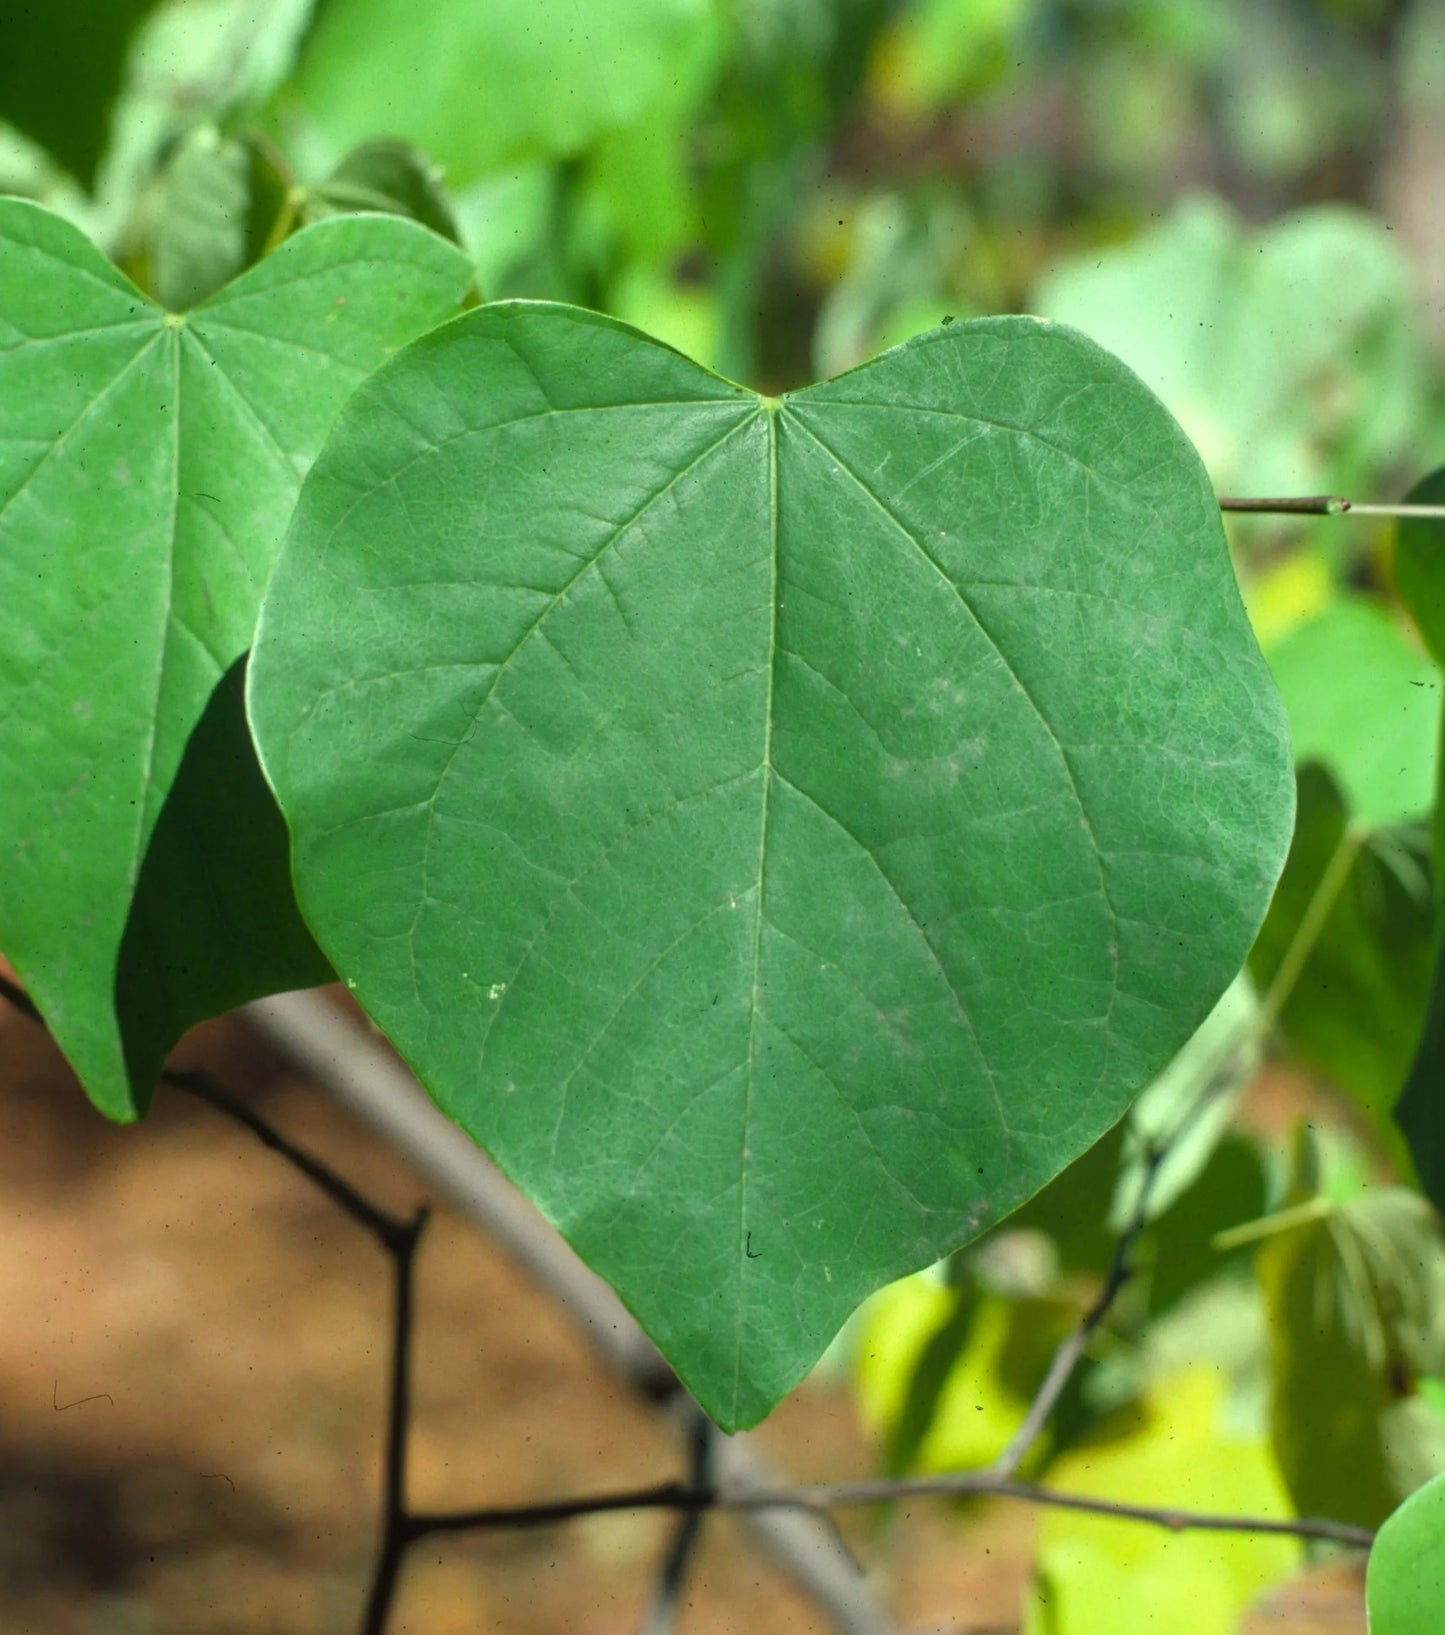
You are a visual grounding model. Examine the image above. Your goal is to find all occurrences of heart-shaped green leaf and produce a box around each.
[248,302,1294,1428]
[0,199,473,1118]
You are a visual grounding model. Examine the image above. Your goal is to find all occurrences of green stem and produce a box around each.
[1253,822,1366,1041]
[1212,1196,1334,1252]
[1217,495,1445,519]
[259,184,304,260]
[1218,495,1349,515]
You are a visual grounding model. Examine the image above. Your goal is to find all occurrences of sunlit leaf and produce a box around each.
[1025,1371,1298,1635]
[247,302,1293,1427]
[853,1273,1067,1474]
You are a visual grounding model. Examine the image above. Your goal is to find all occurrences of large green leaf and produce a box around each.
[1369,1469,1445,1635]
[0,199,473,1118]
[247,302,1293,1428]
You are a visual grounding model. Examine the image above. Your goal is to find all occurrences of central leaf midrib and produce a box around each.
[135,327,185,858]
[732,402,780,1413]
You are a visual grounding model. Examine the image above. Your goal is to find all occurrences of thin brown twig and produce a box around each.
[642,1404,718,1635]
[989,1063,1235,1480]
[1,971,404,1256]
[1217,494,1350,515]
[1217,494,1445,519]
[161,1066,412,1250]
[987,1165,1161,1479]
[244,990,892,1635]
[400,1472,1372,1551]
[359,1204,429,1635]
[1,973,441,1633]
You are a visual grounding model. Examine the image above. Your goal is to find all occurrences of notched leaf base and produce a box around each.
[248,301,1294,1427]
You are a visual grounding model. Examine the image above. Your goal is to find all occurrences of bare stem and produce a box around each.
[163,1066,413,1249]
[1342,502,1445,518]
[1217,494,1445,520]
[403,1471,1372,1551]
[642,1405,719,1635]
[989,1063,1230,1479]
[1254,822,1364,1042]
[359,1206,430,1635]
[1218,495,1349,515]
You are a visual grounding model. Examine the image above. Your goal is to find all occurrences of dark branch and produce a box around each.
[1217,494,1349,515]
[359,1204,430,1635]
[1218,494,1445,519]
[402,1471,1372,1551]
[643,1406,718,1635]
[161,1067,413,1251]
[990,1056,1243,1479]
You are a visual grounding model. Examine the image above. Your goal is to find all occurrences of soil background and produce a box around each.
[0,991,1364,1634]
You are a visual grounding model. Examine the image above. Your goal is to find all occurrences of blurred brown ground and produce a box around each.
[0,991,1363,1634]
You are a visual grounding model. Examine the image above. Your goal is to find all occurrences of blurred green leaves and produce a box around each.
[149,127,291,310]
[870,0,1030,113]
[146,129,468,314]
[1025,1372,1297,1635]
[287,0,719,183]
[300,139,462,243]
[1267,600,1439,829]
[1257,1178,1445,1527]
[1035,195,1425,503]
[0,0,160,187]
[1249,765,1433,1160]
